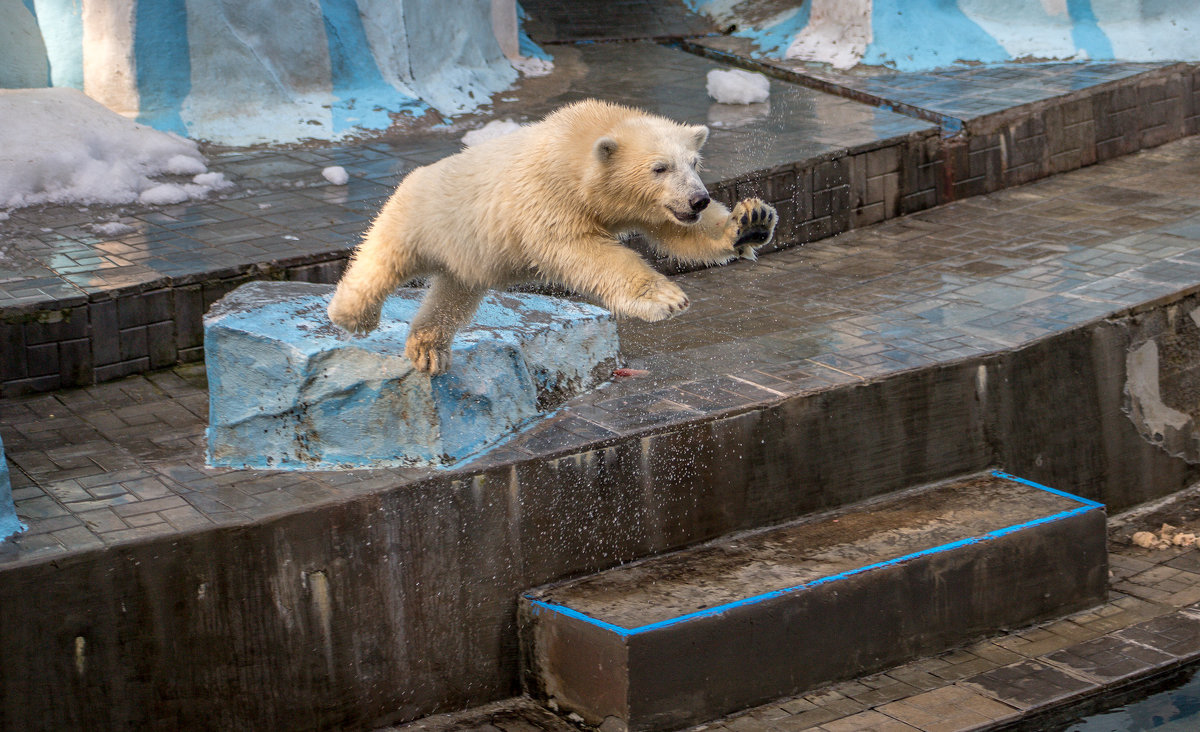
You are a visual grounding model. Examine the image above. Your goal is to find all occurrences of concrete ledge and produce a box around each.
[519,472,1108,731]
[204,281,618,469]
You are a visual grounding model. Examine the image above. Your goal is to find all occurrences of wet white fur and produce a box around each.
[327,99,776,373]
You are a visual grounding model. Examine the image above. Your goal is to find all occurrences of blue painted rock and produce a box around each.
[0,431,21,539]
[204,281,619,470]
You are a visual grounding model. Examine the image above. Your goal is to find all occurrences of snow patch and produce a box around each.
[706,69,770,104]
[166,154,208,176]
[462,119,523,146]
[0,88,233,211]
[90,221,136,236]
[194,172,233,190]
[512,56,554,77]
[322,166,350,185]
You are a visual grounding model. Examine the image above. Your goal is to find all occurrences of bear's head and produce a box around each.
[590,117,711,227]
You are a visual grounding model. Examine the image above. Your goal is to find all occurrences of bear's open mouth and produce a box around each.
[670,208,701,225]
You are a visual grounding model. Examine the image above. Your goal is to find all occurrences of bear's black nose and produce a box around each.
[690,194,710,213]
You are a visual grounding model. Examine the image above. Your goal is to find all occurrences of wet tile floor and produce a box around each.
[692,35,1168,127]
[0,41,932,312]
[558,135,1200,438]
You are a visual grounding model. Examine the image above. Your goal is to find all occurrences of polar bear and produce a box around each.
[327,99,777,373]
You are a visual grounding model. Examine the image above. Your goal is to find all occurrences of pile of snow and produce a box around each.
[706,68,770,104]
[462,119,524,146]
[0,88,232,211]
[322,166,350,185]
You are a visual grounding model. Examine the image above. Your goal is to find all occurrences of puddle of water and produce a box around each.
[1063,664,1200,731]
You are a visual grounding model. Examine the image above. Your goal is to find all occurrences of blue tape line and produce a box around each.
[991,470,1105,509]
[529,472,1104,637]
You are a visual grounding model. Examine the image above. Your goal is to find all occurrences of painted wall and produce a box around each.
[3,0,548,145]
[687,0,1200,71]
[0,1,50,88]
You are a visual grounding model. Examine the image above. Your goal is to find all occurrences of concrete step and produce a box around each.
[519,471,1108,732]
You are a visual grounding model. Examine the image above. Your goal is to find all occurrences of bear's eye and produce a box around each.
[651,163,669,175]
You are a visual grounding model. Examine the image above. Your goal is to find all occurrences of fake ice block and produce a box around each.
[205,282,619,470]
[0,432,21,539]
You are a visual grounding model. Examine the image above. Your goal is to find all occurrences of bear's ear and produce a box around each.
[688,125,709,151]
[594,136,618,162]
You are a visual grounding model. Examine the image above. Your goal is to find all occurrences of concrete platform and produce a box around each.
[520,472,1108,731]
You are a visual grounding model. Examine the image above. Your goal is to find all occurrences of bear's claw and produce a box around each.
[406,330,452,374]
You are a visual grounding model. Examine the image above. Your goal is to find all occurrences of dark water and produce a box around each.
[1064,665,1200,731]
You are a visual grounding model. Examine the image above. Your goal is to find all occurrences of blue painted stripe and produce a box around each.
[32,0,85,89]
[318,0,425,135]
[526,599,634,636]
[1067,0,1115,61]
[528,472,1104,637]
[133,0,190,135]
[991,470,1105,509]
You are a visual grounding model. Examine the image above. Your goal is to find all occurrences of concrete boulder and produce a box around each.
[205,281,619,470]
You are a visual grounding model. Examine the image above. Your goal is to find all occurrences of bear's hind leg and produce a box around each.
[328,233,422,334]
[405,275,488,374]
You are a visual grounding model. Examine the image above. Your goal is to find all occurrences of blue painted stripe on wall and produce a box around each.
[32,0,84,89]
[318,0,425,134]
[863,0,1010,70]
[133,0,191,135]
[1067,0,1114,61]
[528,472,1104,637]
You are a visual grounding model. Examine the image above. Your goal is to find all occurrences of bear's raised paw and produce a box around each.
[731,198,777,260]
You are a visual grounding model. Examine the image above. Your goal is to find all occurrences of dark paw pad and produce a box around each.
[735,204,777,247]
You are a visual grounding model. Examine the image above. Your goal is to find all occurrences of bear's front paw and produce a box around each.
[731,198,777,260]
[328,291,382,335]
[627,280,690,322]
[406,330,452,374]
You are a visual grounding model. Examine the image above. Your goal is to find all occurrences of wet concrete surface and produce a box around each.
[520,473,1107,731]
[529,474,1082,629]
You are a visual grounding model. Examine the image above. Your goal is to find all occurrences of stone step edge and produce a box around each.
[522,470,1102,639]
[384,607,1200,732]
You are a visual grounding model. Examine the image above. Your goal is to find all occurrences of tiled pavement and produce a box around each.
[3,134,1200,563]
[689,35,1172,130]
